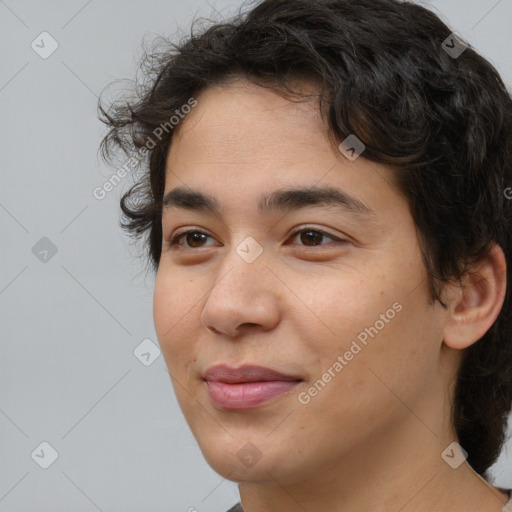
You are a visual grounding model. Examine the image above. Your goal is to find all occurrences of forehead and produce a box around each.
[169,79,329,160]
[164,79,405,222]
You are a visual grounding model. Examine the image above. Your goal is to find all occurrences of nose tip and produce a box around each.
[200,262,281,338]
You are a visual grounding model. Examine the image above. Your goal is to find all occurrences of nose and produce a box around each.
[200,249,281,338]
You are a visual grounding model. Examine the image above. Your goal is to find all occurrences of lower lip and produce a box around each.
[204,380,301,410]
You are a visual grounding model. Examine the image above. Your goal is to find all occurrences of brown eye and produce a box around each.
[170,230,216,248]
[168,227,346,251]
[288,228,343,247]
[299,230,325,246]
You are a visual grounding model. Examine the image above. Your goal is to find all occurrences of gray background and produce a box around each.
[1,0,511,511]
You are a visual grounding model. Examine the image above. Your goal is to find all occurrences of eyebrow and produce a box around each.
[162,185,376,219]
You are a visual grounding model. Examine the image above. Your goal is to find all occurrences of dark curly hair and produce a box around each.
[98,0,512,480]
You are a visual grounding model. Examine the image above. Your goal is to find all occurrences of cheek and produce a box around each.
[289,268,399,357]
[153,266,200,334]
[289,311,440,463]
[153,280,174,341]
[153,273,199,368]
[290,264,439,414]
[320,295,441,426]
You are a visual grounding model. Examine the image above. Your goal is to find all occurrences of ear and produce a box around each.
[442,244,507,350]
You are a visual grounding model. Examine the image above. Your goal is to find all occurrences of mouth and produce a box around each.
[202,364,303,383]
[202,364,304,410]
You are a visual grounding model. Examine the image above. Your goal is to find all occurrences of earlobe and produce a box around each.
[442,244,507,351]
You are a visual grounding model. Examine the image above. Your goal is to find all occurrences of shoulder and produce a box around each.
[498,488,512,511]
[226,503,244,512]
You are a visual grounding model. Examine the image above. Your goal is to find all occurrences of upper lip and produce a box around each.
[202,364,303,383]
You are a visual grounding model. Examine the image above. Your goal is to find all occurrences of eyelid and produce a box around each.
[168,226,218,247]
[171,225,211,239]
[287,226,344,244]
[168,225,348,249]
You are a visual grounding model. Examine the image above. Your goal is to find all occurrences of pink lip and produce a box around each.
[204,380,301,409]
[202,364,303,410]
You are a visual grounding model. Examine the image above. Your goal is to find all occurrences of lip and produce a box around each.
[202,364,303,410]
[202,364,303,383]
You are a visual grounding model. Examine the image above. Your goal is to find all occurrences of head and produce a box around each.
[99,0,512,484]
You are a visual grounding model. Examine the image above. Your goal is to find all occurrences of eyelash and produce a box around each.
[168,227,346,250]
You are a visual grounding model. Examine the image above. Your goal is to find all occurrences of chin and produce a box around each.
[195,433,274,477]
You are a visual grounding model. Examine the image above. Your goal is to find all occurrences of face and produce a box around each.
[153,79,450,486]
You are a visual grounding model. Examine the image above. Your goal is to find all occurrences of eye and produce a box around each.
[167,227,346,250]
[287,227,345,247]
[168,230,217,249]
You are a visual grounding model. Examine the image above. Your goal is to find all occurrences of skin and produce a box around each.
[153,79,508,512]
